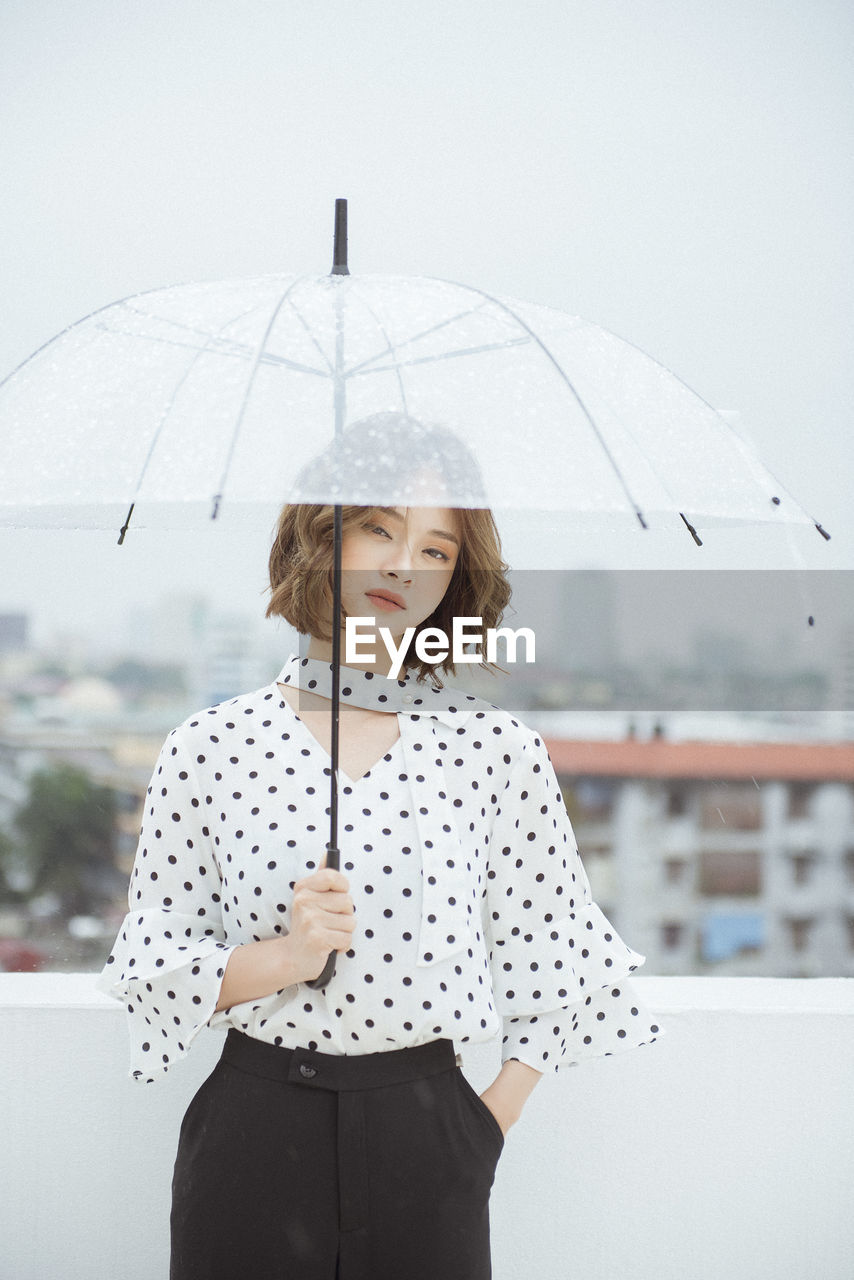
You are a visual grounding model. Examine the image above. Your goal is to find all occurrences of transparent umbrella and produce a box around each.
[0,200,832,986]
[0,203,829,548]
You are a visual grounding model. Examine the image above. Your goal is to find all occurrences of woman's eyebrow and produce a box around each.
[374,506,459,547]
[428,527,459,546]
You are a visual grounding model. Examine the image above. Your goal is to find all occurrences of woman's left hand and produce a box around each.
[478,1084,521,1138]
[478,1060,543,1137]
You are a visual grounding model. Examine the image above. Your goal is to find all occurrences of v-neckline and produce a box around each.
[279,691,403,786]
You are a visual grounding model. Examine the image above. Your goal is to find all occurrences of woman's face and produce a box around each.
[340,506,460,639]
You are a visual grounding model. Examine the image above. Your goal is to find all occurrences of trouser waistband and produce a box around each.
[221,1027,457,1091]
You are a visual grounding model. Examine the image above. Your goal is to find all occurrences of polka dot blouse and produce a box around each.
[98,654,663,1082]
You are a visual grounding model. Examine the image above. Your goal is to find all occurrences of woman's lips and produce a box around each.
[365,590,405,612]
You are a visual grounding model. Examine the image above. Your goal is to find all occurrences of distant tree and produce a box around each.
[14,762,119,916]
[0,826,24,903]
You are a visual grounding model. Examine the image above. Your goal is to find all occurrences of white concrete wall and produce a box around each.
[0,975,852,1280]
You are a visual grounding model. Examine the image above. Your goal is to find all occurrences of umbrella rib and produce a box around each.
[118,301,270,540]
[432,279,652,527]
[257,349,331,377]
[116,302,318,369]
[284,294,335,377]
[212,278,306,516]
[348,336,531,378]
[343,294,410,411]
[0,281,186,394]
[119,302,264,354]
[562,360,696,530]
[343,299,498,377]
[92,320,329,379]
[586,321,828,536]
[95,320,252,361]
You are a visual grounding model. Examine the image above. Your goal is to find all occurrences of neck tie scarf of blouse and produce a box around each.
[277,654,476,969]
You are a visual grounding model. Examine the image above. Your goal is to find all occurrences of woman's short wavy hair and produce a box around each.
[266,414,511,682]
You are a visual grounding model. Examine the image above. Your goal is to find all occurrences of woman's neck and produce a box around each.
[305,633,396,677]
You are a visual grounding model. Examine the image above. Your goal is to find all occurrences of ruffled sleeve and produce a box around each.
[96,728,238,1082]
[485,729,663,1073]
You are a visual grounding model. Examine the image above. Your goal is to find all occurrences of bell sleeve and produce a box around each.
[485,729,663,1073]
[96,727,238,1082]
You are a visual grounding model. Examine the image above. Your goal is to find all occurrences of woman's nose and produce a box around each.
[381,543,414,578]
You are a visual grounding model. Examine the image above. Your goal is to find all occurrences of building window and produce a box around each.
[661,922,683,949]
[845,916,854,952]
[664,857,688,885]
[843,850,854,886]
[666,786,690,817]
[699,784,762,831]
[698,849,761,896]
[787,783,816,820]
[700,913,764,963]
[566,778,615,822]
[785,917,813,952]
[789,851,817,886]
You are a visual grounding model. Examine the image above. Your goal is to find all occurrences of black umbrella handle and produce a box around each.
[304,839,341,990]
[306,952,336,989]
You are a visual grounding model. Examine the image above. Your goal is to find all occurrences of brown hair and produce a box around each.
[266,503,511,682]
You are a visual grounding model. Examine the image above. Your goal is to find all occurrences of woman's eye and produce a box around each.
[368,524,391,539]
[424,547,450,562]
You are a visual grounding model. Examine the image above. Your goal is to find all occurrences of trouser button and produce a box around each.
[299,1063,317,1079]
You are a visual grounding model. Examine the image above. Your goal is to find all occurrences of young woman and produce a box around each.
[99,463,662,1279]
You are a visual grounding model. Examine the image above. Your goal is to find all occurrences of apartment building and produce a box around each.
[547,736,854,978]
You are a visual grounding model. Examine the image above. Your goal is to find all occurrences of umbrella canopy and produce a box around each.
[0,263,829,548]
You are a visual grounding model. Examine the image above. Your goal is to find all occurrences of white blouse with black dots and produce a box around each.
[98,653,663,1082]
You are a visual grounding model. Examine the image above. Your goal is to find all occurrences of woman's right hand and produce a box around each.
[285,853,357,984]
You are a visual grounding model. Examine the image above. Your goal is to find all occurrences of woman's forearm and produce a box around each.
[493,1058,543,1112]
[216,936,298,1011]
[480,1058,543,1134]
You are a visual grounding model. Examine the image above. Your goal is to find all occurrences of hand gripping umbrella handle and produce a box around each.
[306,950,336,990]
[304,838,341,990]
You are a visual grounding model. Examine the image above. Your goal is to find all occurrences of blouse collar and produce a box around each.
[274,653,476,729]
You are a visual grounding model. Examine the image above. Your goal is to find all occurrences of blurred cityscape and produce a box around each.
[0,572,852,978]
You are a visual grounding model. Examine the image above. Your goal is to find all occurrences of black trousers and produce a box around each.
[170,1030,504,1280]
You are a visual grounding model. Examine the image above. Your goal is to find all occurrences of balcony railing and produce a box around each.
[0,974,851,1280]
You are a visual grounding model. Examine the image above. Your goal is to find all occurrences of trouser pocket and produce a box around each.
[455,1067,505,1153]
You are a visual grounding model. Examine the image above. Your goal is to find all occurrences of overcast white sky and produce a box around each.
[0,0,851,648]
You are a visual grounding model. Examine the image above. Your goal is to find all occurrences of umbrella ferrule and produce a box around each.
[331,198,349,276]
[679,512,703,546]
[117,502,135,545]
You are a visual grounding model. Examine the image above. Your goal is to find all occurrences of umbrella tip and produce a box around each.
[814,522,831,541]
[331,198,349,276]
[679,512,703,546]
[117,502,135,545]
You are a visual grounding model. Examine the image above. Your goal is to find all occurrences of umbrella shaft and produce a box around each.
[327,503,342,870]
